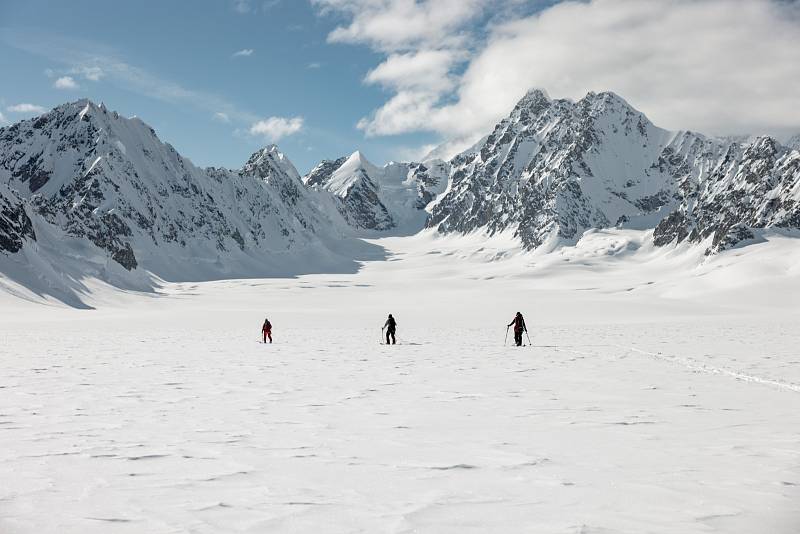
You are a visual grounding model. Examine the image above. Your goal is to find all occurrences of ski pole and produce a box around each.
[525,330,532,346]
[504,325,510,346]
[381,326,385,345]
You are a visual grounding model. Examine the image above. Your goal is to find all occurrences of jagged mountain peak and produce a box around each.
[581,90,630,106]
[429,86,800,254]
[0,100,360,288]
[514,87,551,110]
[36,99,148,131]
[339,150,380,177]
[246,143,282,160]
[2,88,799,307]
[303,155,348,187]
[241,144,302,184]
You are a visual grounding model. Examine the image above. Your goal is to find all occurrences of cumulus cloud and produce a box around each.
[364,49,460,93]
[313,0,486,140]
[0,111,8,125]
[358,48,464,136]
[249,116,304,141]
[54,75,79,89]
[317,0,800,155]
[232,48,254,58]
[7,103,47,114]
[314,0,484,51]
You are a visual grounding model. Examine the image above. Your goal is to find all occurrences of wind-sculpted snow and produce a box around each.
[427,89,800,253]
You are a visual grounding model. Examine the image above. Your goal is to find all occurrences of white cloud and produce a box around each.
[313,0,484,140]
[54,76,79,90]
[0,111,8,125]
[314,0,484,51]
[317,0,800,155]
[356,90,439,136]
[232,48,254,58]
[7,103,47,114]
[213,112,231,123]
[249,116,304,142]
[307,62,322,69]
[364,49,459,93]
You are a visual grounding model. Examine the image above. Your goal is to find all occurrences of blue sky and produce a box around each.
[0,0,444,172]
[1,1,799,174]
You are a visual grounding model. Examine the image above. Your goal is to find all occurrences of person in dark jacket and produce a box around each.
[383,314,397,345]
[262,318,272,343]
[507,312,527,347]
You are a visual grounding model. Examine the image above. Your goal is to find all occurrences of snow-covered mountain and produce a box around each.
[427,89,800,253]
[0,100,377,301]
[1,92,799,305]
[303,151,448,234]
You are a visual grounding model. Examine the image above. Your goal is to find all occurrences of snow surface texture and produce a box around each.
[1,90,799,531]
[1,230,800,533]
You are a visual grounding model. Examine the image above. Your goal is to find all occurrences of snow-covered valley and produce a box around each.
[2,230,799,533]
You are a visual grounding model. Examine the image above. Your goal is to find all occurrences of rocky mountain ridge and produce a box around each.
[426,89,800,254]
[303,150,448,233]
[1,92,798,305]
[0,100,375,301]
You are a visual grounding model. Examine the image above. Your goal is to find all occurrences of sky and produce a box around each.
[1,0,799,174]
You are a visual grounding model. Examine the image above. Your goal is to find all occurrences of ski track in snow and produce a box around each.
[620,345,800,394]
[1,232,800,533]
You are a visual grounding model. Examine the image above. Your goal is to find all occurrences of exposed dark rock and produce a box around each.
[0,189,36,253]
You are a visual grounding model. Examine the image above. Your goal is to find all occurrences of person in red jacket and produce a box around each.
[262,318,272,343]
[507,312,527,347]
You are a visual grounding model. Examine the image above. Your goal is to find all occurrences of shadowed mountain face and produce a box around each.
[0,91,799,306]
[427,89,800,254]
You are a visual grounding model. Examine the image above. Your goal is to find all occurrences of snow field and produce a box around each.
[1,229,799,532]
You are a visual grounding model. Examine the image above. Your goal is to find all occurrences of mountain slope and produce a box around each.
[303,151,448,234]
[427,89,800,253]
[0,100,376,302]
[2,92,799,306]
[0,183,35,254]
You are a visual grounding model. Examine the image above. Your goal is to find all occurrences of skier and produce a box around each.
[507,312,527,347]
[262,318,272,344]
[383,313,397,345]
